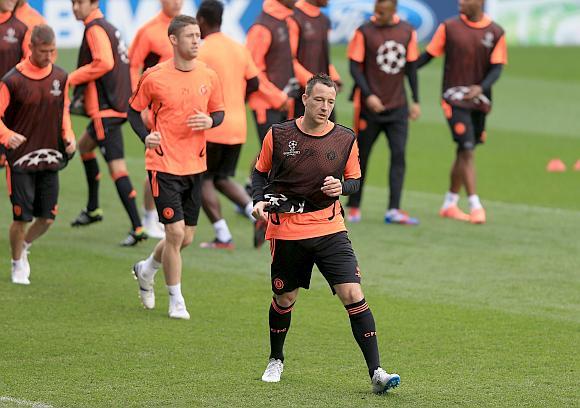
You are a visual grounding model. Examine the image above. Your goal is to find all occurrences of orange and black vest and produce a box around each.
[77,18,131,113]
[441,17,504,102]
[293,7,330,77]
[0,14,27,78]
[359,20,414,111]
[252,12,294,91]
[265,120,355,213]
[2,65,68,172]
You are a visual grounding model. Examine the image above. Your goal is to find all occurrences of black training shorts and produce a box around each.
[148,171,202,226]
[270,231,361,295]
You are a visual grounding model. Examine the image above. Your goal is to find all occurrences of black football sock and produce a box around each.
[269,298,294,362]
[345,298,381,378]
[113,173,142,231]
[81,153,100,212]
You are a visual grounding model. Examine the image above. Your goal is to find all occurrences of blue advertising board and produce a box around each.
[25,0,459,47]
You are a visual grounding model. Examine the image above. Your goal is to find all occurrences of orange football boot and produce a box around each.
[439,205,470,221]
[470,208,486,224]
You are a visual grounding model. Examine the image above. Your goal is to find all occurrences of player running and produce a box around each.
[68,0,145,245]
[128,0,183,239]
[0,24,76,284]
[129,15,224,320]
[196,0,260,249]
[252,74,401,394]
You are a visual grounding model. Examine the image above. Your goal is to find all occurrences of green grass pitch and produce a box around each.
[0,45,578,407]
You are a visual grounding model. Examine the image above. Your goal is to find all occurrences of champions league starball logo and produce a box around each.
[376,40,407,74]
[50,80,62,96]
[283,140,301,157]
[3,27,18,43]
[13,149,63,169]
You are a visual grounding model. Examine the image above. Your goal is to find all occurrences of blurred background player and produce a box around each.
[0,0,29,78]
[287,0,341,119]
[68,0,145,245]
[129,15,224,319]
[0,0,31,168]
[0,24,76,284]
[246,0,296,143]
[128,0,183,240]
[196,0,260,249]
[14,0,45,29]
[345,0,421,225]
[418,0,507,224]
[252,74,400,393]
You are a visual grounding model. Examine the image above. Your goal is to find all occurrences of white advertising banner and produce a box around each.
[487,0,580,45]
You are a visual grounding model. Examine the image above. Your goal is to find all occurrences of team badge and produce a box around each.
[376,40,407,75]
[273,278,284,290]
[163,207,174,219]
[199,84,207,95]
[50,80,62,96]
[3,28,17,44]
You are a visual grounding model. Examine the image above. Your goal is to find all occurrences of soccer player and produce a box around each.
[287,0,341,118]
[345,0,420,225]
[68,0,145,246]
[196,0,260,249]
[252,74,401,393]
[0,24,76,284]
[418,0,507,224]
[128,0,183,239]
[128,15,224,319]
[0,0,29,168]
[246,0,296,143]
[0,0,29,78]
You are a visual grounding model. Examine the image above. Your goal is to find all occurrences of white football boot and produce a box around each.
[261,358,284,383]
[371,367,400,394]
[168,299,190,320]
[132,260,155,309]
[11,259,30,285]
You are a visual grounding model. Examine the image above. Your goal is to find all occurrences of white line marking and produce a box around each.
[0,396,54,408]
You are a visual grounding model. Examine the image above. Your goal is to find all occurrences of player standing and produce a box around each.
[418,0,507,224]
[287,0,341,118]
[345,0,421,225]
[252,74,400,394]
[0,25,76,284]
[246,0,296,143]
[129,15,225,319]
[128,0,183,239]
[196,0,260,249]
[68,0,145,245]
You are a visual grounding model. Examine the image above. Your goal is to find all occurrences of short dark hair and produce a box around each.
[305,73,337,95]
[31,24,55,45]
[197,0,223,27]
[168,15,198,37]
